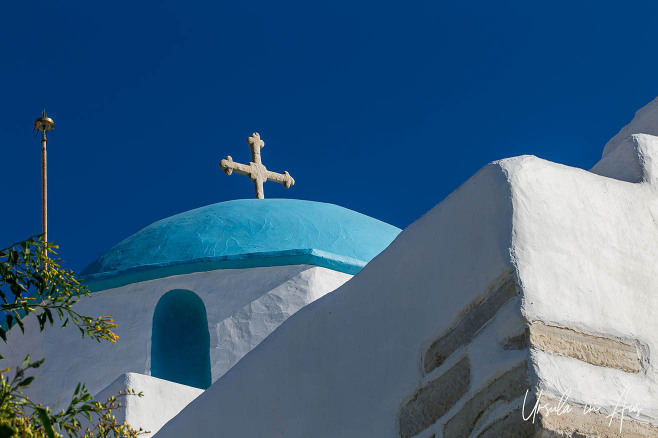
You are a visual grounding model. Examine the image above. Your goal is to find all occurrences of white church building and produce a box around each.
[4,98,658,437]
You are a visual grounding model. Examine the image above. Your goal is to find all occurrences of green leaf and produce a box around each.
[17,376,34,387]
[21,354,31,367]
[45,308,53,326]
[74,382,80,396]
[36,407,56,438]
[15,318,24,333]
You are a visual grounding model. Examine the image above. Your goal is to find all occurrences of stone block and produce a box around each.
[528,323,641,373]
[536,396,658,438]
[398,356,471,438]
[443,362,529,438]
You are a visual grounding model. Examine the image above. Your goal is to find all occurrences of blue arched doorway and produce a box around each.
[151,289,211,389]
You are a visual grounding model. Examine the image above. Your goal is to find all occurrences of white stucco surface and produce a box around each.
[155,99,658,437]
[0,264,351,408]
[603,96,658,157]
[504,146,658,422]
[92,373,203,436]
[156,162,517,437]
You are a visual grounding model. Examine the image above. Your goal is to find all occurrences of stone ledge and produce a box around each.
[534,396,658,438]
[528,323,641,373]
[443,361,529,438]
[398,356,471,438]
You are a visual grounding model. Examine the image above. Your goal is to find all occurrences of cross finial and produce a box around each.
[219,133,295,199]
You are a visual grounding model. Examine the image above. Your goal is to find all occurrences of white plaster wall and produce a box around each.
[602,96,658,157]
[156,122,658,436]
[503,145,658,422]
[155,162,517,437]
[91,373,203,437]
[0,264,351,409]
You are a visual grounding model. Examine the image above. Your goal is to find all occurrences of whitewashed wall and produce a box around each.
[0,264,351,408]
[91,373,204,436]
[155,126,658,436]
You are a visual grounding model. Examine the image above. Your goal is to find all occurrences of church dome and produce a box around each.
[81,199,401,291]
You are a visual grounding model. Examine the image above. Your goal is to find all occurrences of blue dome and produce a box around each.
[81,199,401,291]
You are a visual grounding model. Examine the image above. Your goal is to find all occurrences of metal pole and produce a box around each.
[41,130,47,246]
[34,111,54,269]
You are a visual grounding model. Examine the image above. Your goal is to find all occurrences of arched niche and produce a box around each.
[151,289,211,389]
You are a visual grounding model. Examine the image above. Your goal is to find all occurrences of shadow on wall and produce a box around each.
[151,289,211,389]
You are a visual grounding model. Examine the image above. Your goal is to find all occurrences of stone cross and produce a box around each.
[219,133,295,199]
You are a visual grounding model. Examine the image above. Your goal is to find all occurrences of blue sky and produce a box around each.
[2,1,658,272]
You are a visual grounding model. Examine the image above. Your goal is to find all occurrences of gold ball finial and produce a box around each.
[34,109,54,132]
